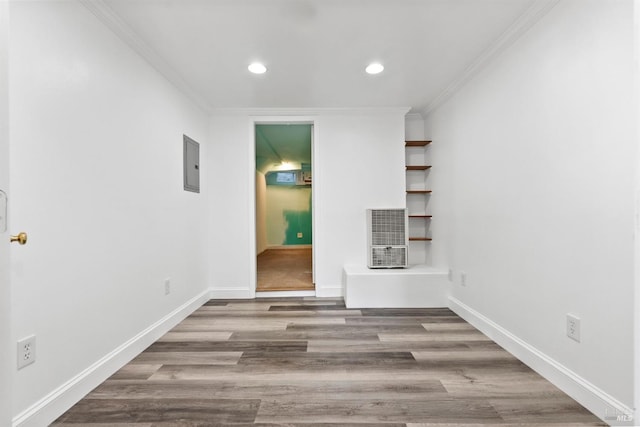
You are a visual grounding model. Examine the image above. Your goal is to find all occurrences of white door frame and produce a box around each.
[633,1,640,421]
[249,116,319,296]
[0,1,12,425]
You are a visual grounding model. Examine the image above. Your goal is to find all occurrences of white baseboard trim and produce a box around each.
[12,289,210,427]
[315,286,344,298]
[208,287,255,299]
[449,297,635,425]
[256,290,316,298]
[266,244,312,250]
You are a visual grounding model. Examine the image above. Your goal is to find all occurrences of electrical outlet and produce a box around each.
[448,268,453,282]
[164,278,171,295]
[297,232,303,238]
[460,272,467,287]
[17,335,36,369]
[567,314,580,342]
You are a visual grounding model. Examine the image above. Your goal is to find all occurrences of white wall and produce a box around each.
[0,2,11,425]
[634,1,640,421]
[9,1,209,422]
[404,114,425,142]
[314,114,407,294]
[207,115,254,298]
[208,111,407,297]
[425,0,636,417]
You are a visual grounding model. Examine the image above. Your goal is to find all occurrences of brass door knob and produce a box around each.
[10,232,27,245]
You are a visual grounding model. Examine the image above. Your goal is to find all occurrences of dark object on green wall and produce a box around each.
[265,169,311,187]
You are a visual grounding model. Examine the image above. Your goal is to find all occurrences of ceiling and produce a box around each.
[101,0,538,113]
[255,124,312,173]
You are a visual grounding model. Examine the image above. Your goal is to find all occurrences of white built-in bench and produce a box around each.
[343,264,450,308]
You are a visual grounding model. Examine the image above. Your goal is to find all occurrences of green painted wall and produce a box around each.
[266,186,312,246]
[283,195,312,245]
[257,123,313,246]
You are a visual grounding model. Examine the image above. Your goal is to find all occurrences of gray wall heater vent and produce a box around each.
[366,208,408,268]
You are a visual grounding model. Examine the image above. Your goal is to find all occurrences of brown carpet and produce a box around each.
[257,248,314,291]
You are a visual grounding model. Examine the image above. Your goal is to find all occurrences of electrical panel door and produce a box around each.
[183,135,200,193]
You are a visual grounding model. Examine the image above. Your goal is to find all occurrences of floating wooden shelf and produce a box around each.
[405,141,432,248]
[405,140,432,147]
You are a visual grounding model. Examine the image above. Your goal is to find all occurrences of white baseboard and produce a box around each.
[208,287,255,299]
[449,297,635,426]
[266,244,312,250]
[256,290,316,298]
[315,286,344,298]
[12,290,211,427]
[209,285,344,299]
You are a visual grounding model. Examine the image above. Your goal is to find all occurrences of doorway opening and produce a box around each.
[255,123,314,292]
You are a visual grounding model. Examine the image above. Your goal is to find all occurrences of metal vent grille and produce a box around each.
[366,208,408,268]
[370,209,406,245]
[370,246,407,268]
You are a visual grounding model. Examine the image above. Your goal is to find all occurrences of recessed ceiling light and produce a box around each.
[365,62,384,75]
[248,62,267,74]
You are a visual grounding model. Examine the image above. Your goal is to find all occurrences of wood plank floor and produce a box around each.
[53,298,605,426]
[257,248,314,291]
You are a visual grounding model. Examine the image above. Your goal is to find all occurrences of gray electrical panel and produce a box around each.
[183,135,200,193]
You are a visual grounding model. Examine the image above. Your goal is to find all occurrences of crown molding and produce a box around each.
[209,107,412,117]
[405,112,424,122]
[80,0,559,121]
[421,0,561,117]
[79,0,213,114]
